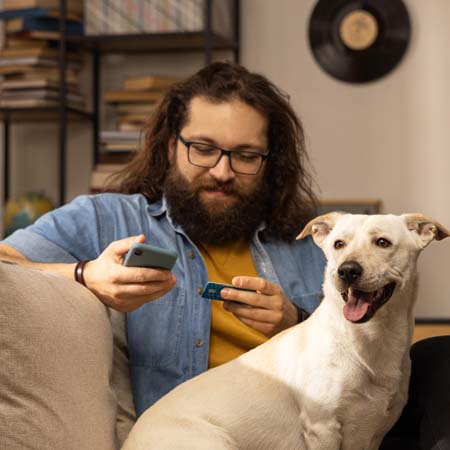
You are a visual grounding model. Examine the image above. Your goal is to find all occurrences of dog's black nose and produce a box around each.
[338,261,363,284]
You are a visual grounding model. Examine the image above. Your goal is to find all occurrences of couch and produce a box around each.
[2,259,448,450]
[0,261,136,450]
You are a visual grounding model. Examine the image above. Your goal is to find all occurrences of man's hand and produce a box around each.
[83,235,176,312]
[220,276,298,337]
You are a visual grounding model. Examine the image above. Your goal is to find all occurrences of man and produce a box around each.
[0,62,325,413]
[0,62,448,449]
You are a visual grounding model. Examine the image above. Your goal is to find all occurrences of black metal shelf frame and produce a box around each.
[1,0,240,206]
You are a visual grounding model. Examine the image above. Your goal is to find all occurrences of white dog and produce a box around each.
[122,213,449,450]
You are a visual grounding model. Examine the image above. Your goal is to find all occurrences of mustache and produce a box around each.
[193,180,241,197]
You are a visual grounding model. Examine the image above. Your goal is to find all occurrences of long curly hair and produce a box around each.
[112,61,319,241]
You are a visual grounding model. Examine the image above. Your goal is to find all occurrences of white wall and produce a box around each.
[241,0,450,318]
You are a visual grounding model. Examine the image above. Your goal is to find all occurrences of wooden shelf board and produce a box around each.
[0,107,94,122]
[68,32,237,53]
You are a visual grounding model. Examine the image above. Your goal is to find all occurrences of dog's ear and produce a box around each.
[402,213,450,248]
[297,212,343,247]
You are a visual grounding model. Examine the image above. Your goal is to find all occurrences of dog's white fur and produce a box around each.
[122,213,449,450]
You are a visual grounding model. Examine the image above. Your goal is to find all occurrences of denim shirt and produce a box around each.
[3,193,325,416]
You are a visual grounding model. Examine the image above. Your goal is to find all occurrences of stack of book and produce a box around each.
[90,162,127,193]
[0,0,85,109]
[92,74,177,193]
[0,46,85,108]
[0,0,84,40]
[92,130,139,193]
[106,74,178,132]
[100,130,141,153]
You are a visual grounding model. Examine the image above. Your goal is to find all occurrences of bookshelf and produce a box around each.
[81,0,240,184]
[1,0,240,206]
[0,0,89,207]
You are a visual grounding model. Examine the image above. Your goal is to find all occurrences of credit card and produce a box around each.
[201,281,254,302]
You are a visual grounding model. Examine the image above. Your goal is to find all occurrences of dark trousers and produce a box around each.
[380,336,450,450]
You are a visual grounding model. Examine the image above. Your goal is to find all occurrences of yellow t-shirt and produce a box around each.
[198,241,269,368]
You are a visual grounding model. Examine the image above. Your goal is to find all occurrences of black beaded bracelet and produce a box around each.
[74,260,90,286]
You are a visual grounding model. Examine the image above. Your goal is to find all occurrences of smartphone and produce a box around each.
[123,243,178,270]
[201,281,255,303]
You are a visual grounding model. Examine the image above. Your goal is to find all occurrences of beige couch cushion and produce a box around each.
[0,261,135,450]
[109,309,137,444]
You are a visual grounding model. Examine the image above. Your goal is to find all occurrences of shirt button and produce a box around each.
[195,339,204,347]
[188,250,196,259]
[197,287,203,294]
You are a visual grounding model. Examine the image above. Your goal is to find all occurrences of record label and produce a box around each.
[339,10,379,51]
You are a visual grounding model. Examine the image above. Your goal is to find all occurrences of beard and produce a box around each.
[163,165,270,245]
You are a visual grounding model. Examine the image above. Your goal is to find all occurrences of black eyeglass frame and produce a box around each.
[178,134,270,175]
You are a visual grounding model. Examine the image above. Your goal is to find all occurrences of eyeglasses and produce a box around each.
[178,135,269,175]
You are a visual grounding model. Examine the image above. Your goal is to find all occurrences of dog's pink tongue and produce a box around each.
[343,289,371,322]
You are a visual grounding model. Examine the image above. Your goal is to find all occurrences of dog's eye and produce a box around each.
[376,238,392,248]
[334,240,345,249]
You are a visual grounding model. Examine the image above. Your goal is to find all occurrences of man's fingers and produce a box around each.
[221,288,261,307]
[120,266,176,284]
[237,317,273,335]
[102,254,175,284]
[106,234,145,259]
[224,302,279,323]
[221,287,283,310]
[231,276,281,296]
[115,279,176,298]
[107,285,175,312]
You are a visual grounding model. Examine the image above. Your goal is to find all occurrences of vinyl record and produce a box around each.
[308,0,411,83]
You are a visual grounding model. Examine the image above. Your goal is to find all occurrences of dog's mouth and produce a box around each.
[341,282,396,323]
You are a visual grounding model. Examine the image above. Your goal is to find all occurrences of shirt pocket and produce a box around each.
[127,285,185,368]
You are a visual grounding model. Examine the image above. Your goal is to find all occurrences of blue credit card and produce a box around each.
[201,281,254,302]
